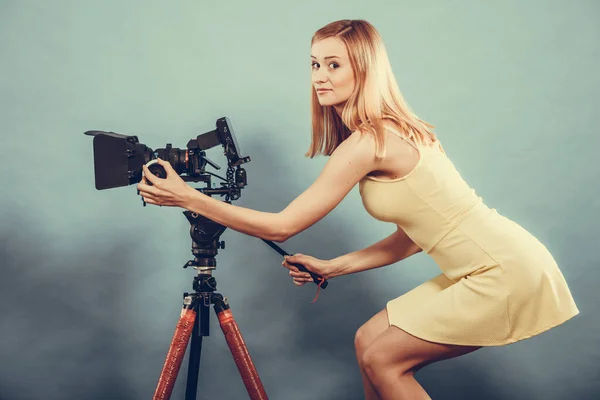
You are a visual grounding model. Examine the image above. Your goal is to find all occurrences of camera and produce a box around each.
[84,117,250,202]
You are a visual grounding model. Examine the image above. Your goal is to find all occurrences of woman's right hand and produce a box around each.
[281,253,334,286]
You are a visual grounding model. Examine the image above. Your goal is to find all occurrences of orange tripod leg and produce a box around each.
[215,297,268,400]
[153,306,197,400]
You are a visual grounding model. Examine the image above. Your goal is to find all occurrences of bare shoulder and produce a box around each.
[342,129,377,150]
[367,121,422,180]
[333,130,380,165]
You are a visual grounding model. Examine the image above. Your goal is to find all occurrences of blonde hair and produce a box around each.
[306,19,437,159]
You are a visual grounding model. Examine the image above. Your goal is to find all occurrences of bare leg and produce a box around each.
[354,309,390,400]
[362,326,481,399]
[358,369,379,400]
[369,369,431,400]
[396,373,432,400]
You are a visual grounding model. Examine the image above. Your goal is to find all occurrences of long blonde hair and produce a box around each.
[306,19,437,159]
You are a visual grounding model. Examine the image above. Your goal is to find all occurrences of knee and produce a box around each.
[361,346,394,383]
[354,324,372,355]
[361,344,415,384]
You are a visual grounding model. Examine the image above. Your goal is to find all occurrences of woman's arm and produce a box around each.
[181,131,381,242]
[180,194,285,241]
[327,226,422,278]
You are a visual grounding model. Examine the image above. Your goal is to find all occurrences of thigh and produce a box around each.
[355,308,390,351]
[365,325,481,374]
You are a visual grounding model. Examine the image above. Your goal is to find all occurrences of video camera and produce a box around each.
[83,117,250,202]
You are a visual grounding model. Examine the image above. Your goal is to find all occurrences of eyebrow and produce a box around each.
[310,55,340,60]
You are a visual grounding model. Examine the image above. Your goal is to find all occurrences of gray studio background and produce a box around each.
[1,1,598,399]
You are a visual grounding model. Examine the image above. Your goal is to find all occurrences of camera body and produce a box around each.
[84,117,250,201]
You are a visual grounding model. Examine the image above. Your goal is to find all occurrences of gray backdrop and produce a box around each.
[1,1,598,399]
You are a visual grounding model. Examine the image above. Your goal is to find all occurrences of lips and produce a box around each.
[316,89,331,93]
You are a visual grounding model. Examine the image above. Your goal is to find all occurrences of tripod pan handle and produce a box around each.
[261,239,329,289]
[290,262,329,289]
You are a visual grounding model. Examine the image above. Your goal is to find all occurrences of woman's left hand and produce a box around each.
[136,158,195,208]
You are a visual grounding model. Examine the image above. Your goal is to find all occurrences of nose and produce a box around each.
[313,67,328,85]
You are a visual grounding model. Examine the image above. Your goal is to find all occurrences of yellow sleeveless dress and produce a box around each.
[358,136,579,346]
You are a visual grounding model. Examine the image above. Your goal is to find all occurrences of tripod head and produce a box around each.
[183,211,227,270]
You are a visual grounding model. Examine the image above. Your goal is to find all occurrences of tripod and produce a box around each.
[152,210,268,400]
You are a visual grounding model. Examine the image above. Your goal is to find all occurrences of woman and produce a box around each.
[137,19,579,400]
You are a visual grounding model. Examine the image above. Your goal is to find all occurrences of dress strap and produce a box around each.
[386,128,420,151]
[385,125,445,154]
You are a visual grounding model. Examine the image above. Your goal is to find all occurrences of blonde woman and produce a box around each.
[137,19,579,400]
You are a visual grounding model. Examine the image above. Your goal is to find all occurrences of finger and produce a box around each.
[282,260,299,272]
[291,271,313,280]
[156,158,175,176]
[137,183,160,196]
[142,165,161,185]
[284,253,303,263]
[286,257,314,272]
[142,192,159,201]
[293,277,306,284]
[284,259,307,272]
[139,193,160,205]
[144,197,159,205]
[292,279,305,286]
[288,270,301,278]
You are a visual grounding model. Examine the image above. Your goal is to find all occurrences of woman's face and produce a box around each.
[311,37,355,113]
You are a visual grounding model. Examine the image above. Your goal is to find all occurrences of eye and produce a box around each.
[311,61,340,69]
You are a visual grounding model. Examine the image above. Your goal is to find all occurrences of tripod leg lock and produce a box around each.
[211,293,229,314]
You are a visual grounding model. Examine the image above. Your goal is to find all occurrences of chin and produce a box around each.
[318,98,338,106]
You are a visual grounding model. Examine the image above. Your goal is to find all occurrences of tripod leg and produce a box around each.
[153,300,197,400]
[214,295,269,400]
[185,293,210,400]
[184,317,202,400]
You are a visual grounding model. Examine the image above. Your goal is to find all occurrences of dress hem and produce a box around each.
[386,306,580,347]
